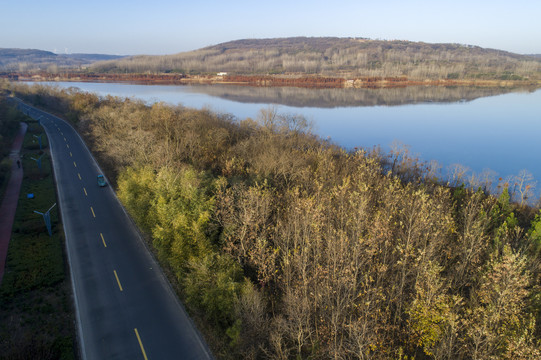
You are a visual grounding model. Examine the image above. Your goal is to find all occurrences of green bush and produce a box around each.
[184,253,243,328]
[499,73,524,81]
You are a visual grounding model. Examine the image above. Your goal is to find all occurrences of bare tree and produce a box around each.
[512,169,536,206]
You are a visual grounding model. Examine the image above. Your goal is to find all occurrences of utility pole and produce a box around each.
[34,203,57,236]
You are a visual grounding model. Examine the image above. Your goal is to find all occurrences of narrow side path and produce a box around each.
[0,122,28,283]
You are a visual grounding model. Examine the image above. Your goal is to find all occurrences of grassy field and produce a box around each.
[0,119,76,360]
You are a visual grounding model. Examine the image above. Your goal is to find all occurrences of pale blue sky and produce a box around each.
[2,0,540,55]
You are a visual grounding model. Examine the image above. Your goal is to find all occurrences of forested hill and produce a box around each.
[90,37,541,80]
[0,48,125,71]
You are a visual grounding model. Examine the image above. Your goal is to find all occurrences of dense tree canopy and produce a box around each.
[6,81,540,359]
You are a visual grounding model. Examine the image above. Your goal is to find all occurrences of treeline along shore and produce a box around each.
[3,80,541,359]
[2,71,540,89]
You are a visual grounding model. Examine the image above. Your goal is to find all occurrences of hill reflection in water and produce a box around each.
[184,83,538,108]
[32,81,541,198]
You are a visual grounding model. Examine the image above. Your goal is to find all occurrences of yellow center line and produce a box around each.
[134,328,149,360]
[100,233,107,247]
[66,144,70,149]
[83,187,87,196]
[73,161,77,168]
[77,173,81,180]
[113,270,123,292]
[70,152,73,157]
[90,206,96,218]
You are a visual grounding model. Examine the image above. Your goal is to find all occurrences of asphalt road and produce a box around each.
[16,100,213,360]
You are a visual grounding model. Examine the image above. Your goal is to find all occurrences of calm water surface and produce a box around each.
[40,82,541,193]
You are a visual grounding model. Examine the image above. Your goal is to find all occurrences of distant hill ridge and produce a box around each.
[204,37,518,57]
[0,48,125,71]
[89,37,541,81]
[2,38,540,82]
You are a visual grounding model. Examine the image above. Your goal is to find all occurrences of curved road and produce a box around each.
[16,100,213,360]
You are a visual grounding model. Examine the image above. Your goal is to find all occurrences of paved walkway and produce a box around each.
[0,122,27,283]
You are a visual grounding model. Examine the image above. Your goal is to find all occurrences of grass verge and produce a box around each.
[0,118,76,360]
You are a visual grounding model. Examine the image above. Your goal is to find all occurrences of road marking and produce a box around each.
[83,187,87,196]
[70,152,73,157]
[73,161,77,168]
[100,233,107,247]
[66,144,70,149]
[134,328,149,360]
[77,173,81,180]
[61,132,64,136]
[90,206,96,218]
[113,270,123,292]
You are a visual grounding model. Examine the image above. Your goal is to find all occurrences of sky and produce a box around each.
[1,0,540,55]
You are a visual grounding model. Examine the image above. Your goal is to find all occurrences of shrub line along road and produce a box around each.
[15,99,213,360]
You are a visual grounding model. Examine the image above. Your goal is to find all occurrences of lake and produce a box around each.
[35,81,541,197]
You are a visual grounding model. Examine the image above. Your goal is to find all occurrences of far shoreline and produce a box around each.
[3,72,541,90]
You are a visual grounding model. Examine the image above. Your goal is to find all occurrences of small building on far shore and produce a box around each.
[217,72,228,76]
